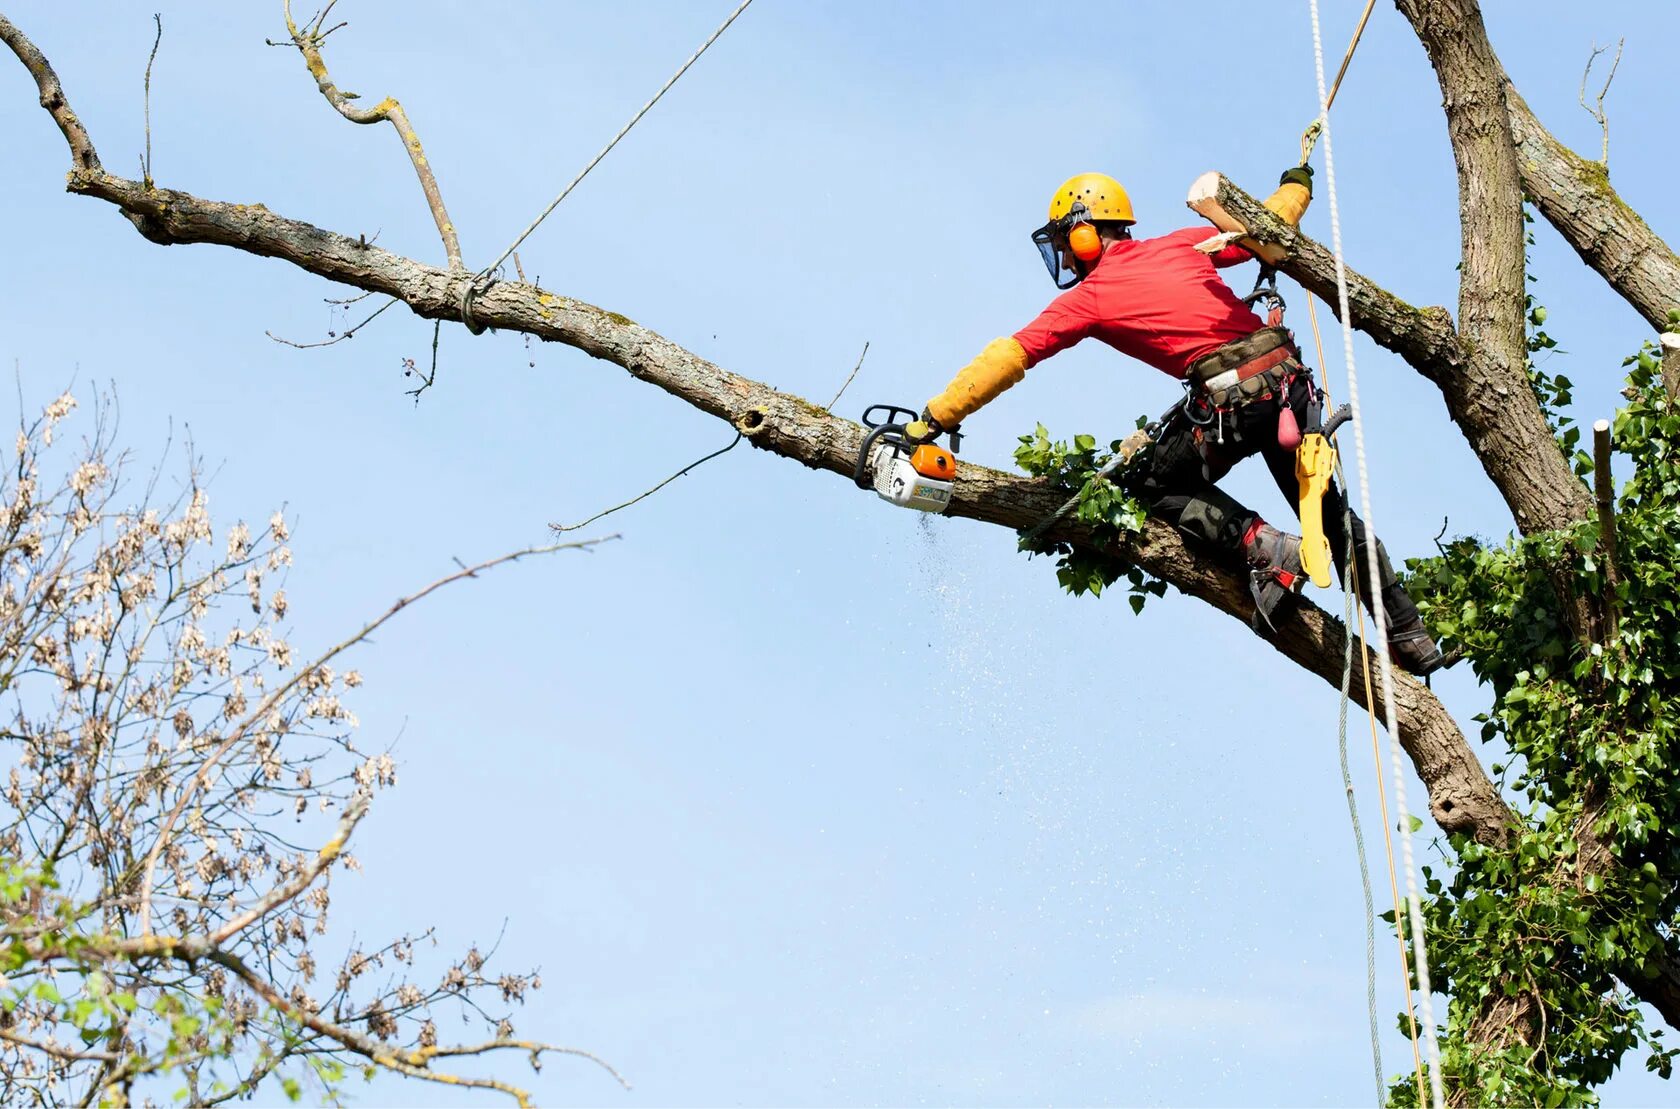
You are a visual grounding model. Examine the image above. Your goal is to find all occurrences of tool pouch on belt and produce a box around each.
[1186,326,1299,409]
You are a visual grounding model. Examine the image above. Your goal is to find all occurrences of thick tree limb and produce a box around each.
[38,162,1502,844]
[1505,82,1680,334]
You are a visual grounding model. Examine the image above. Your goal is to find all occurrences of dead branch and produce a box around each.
[266,294,397,348]
[279,1,462,270]
[1578,38,1623,168]
[140,13,161,187]
[824,341,870,411]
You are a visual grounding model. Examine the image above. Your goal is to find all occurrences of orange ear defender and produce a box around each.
[1067,220,1103,262]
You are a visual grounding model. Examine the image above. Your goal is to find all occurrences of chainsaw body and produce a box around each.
[854,405,959,514]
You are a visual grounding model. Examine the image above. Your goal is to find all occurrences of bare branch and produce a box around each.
[1577,38,1623,167]
[418,1039,630,1090]
[279,0,462,270]
[140,13,161,187]
[266,294,397,348]
[403,320,442,401]
[552,436,742,534]
[207,794,367,946]
[824,341,870,412]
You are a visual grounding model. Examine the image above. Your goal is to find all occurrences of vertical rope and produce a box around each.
[1306,3,1445,1106]
[1307,295,1393,1106]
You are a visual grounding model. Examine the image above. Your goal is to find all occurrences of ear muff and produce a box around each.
[1067,221,1103,262]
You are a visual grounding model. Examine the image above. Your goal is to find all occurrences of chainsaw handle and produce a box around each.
[861,404,919,430]
[854,423,906,489]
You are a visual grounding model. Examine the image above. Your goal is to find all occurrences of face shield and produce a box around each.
[1031,201,1095,289]
[1032,222,1082,289]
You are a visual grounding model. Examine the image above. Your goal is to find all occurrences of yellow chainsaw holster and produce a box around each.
[1295,431,1337,588]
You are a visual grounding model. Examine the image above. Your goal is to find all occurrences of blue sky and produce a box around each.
[3,1,1678,1104]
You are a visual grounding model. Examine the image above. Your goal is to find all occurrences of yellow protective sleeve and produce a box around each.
[1263,181,1312,228]
[926,336,1030,427]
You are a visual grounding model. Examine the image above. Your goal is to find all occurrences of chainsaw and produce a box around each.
[853,404,960,514]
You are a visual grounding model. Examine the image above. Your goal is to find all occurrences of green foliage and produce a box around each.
[1012,422,1164,611]
[1393,334,1680,1104]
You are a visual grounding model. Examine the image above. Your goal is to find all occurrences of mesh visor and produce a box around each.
[1031,221,1082,289]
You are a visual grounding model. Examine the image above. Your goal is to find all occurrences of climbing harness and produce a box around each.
[458,0,757,333]
[1306,1,1444,1105]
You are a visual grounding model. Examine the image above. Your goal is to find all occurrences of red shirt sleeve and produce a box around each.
[1012,283,1101,367]
[1163,224,1255,269]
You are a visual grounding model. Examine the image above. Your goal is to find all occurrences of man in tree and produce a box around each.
[914,171,1451,675]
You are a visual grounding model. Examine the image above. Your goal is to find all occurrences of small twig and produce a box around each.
[512,252,526,283]
[405,320,443,402]
[266,295,397,348]
[552,436,743,533]
[1432,516,1450,557]
[824,341,870,411]
[323,289,374,307]
[140,13,161,188]
[1578,37,1624,167]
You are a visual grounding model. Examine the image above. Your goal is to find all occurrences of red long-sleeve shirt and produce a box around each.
[1013,226,1263,378]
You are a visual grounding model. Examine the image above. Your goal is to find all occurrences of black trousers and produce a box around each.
[1133,371,1419,628]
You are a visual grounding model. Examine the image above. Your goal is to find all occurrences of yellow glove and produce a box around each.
[926,337,1030,428]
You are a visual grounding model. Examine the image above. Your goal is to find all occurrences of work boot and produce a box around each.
[1376,582,1462,677]
[1387,619,1461,677]
[1242,521,1306,632]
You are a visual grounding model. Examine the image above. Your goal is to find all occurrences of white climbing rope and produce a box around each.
[1306,3,1445,1107]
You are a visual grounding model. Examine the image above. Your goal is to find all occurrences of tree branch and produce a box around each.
[0,14,101,173]
[279,1,462,270]
[1577,39,1622,168]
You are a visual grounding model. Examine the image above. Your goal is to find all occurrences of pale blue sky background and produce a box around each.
[3,1,1677,1105]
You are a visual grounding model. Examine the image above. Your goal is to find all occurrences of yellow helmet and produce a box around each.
[1048,173,1134,223]
[1033,173,1134,288]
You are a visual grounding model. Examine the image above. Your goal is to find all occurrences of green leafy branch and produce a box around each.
[1012,422,1165,611]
